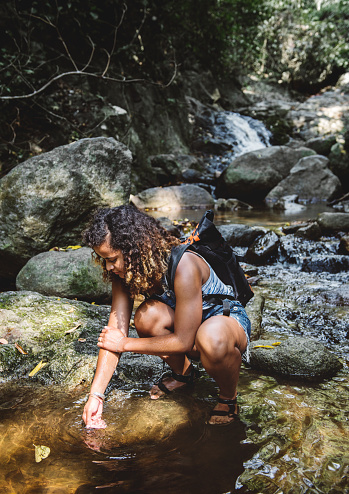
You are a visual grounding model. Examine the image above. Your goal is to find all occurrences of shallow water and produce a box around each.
[0,380,258,494]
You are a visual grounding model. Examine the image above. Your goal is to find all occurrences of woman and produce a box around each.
[82,205,251,427]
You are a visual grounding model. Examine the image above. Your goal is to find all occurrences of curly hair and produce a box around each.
[82,205,180,297]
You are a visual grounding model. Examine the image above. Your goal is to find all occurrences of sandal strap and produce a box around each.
[209,397,239,419]
[156,377,172,395]
[171,365,198,384]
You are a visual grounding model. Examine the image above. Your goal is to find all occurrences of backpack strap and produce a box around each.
[166,243,191,290]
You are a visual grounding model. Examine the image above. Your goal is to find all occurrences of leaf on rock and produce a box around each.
[15,342,28,354]
[29,360,48,377]
[65,321,82,334]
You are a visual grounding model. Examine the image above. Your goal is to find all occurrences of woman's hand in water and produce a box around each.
[82,395,106,429]
[97,325,126,353]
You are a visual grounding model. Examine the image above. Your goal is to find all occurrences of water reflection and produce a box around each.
[0,382,257,493]
[148,204,334,227]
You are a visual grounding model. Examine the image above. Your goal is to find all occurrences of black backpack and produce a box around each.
[166,210,254,307]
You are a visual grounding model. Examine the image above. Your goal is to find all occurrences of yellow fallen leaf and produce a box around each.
[15,342,28,354]
[66,245,82,250]
[67,307,75,313]
[254,345,276,349]
[78,338,86,342]
[34,444,51,463]
[0,338,8,345]
[29,360,48,377]
[65,322,82,334]
[272,342,281,346]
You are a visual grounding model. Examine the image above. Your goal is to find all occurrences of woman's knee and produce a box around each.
[195,318,243,363]
[134,300,174,337]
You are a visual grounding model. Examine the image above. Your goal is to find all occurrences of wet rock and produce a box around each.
[294,221,322,240]
[245,288,265,341]
[0,137,131,284]
[271,194,306,213]
[249,338,342,381]
[266,155,342,203]
[317,212,349,233]
[130,184,214,210]
[279,235,339,265]
[16,247,112,303]
[339,234,349,253]
[245,231,280,265]
[216,146,315,202]
[301,255,349,273]
[0,291,163,389]
[215,198,253,211]
[217,224,265,247]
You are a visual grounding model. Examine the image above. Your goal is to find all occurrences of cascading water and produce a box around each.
[197,110,272,175]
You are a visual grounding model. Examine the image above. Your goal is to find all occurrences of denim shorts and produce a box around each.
[151,291,251,342]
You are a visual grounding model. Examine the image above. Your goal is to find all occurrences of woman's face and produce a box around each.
[94,239,125,278]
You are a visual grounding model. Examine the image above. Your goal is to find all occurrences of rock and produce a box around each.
[245,231,280,265]
[16,247,112,303]
[271,194,306,212]
[156,217,181,237]
[216,146,315,202]
[328,142,349,186]
[266,155,342,203]
[249,338,342,381]
[304,135,337,156]
[0,291,163,389]
[301,255,349,273]
[215,198,253,211]
[150,154,204,185]
[244,289,265,341]
[0,138,132,284]
[217,224,265,247]
[317,212,349,233]
[288,89,349,140]
[339,234,349,254]
[294,221,322,240]
[130,184,215,210]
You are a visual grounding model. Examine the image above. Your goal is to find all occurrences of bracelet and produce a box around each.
[115,335,126,353]
[89,391,105,401]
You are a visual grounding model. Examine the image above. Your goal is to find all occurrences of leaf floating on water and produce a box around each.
[15,342,28,354]
[67,307,75,313]
[29,360,48,377]
[78,338,86,342]
[65,321,82,334]
[34,444,51,463]
[0,338,9,345]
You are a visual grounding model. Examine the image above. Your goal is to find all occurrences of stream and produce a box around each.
[1,206,348,494]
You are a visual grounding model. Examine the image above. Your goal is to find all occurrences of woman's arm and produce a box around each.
[98,253,205,356]
[82,277,133,426]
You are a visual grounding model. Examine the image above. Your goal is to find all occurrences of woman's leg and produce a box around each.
[194,315,248,425]
[134,299,193,399]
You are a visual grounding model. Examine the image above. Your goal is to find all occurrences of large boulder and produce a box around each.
[130,184,215,210]
[0,137,131,283]
[16,247,112,303]
[217,224,265,247]
[249,338,342,381]
[0,291,163,389]
[216,146,315,202]
[265,155,342,203]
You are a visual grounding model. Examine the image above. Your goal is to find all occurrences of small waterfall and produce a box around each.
[201,111,272,175]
